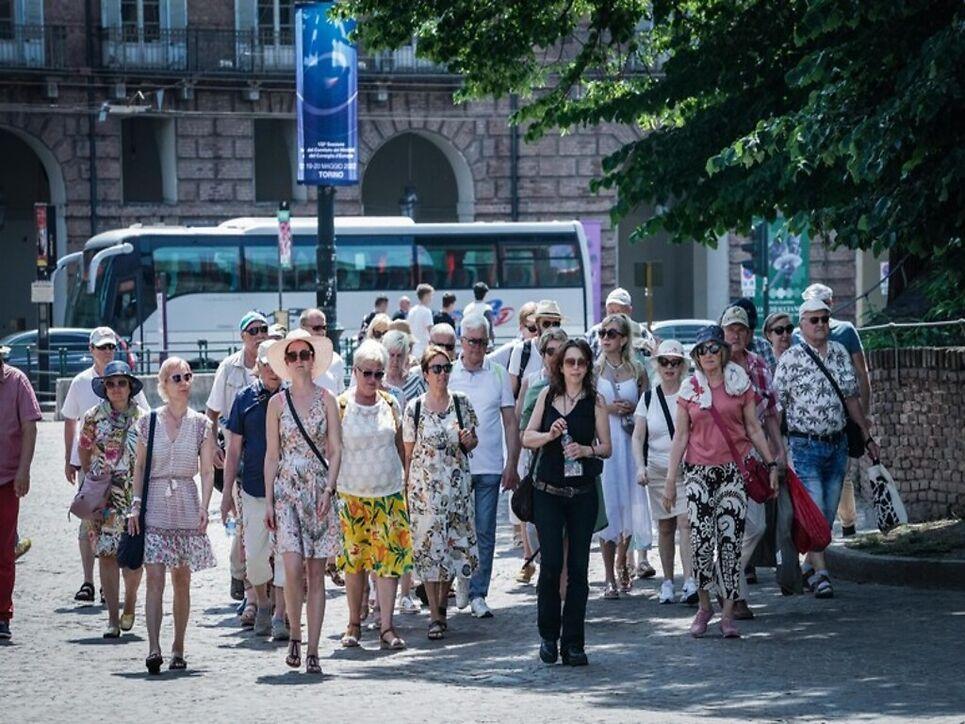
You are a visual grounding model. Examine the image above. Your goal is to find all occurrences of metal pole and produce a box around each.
[646,262,654,328]
[316,186,340,345]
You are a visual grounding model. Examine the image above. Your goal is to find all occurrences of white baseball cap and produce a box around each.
[606,288,632,307]
[89,327,117,347]
[799,298,831,317]
[655,340,685,359]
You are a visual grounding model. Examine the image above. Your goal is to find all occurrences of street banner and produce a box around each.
[295,2,359,186]
[580,219,603,323]
[34,203,56,274]
[752,218,810,319]
[278,206,292,270]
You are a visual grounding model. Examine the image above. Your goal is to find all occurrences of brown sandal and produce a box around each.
[286,640,302,668]
[380,628,406,650]
[327,562,345,587]
[305,653,322,674]
[341,623,361,648]
[427,620,445,640]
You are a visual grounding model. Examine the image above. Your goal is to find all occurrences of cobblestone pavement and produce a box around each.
[5,422,965,723]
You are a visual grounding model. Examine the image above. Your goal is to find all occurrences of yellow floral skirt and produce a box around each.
[336,491,413,578]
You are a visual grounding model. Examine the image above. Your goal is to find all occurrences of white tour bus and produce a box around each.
[57,217,593,356]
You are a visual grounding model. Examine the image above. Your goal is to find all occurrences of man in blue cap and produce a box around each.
[206,310,269,607]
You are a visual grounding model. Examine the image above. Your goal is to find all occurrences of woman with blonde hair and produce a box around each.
[366,313,392,341]
[128,357,216,673]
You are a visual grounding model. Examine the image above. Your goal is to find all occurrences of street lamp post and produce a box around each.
[316,186,340,344]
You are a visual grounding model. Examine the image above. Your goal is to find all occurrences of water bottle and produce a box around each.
[561,432,582,478]
[225,517,236,537]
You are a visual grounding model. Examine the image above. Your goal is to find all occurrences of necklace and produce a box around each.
[604,357,625,371]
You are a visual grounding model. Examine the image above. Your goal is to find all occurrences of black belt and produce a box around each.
[533,480,594,499]
[788,430,844,444]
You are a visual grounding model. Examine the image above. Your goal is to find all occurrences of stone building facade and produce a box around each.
[0,0,859,338]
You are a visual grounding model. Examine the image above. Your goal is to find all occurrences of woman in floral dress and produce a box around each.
[128,357,217,674]
[403,345,479,640]
[264,330,342,675]
[78,361,146,638]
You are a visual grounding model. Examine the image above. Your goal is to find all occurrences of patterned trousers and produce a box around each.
[684,462,747,600]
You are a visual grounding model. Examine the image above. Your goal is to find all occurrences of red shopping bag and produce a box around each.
[786,467,832,554]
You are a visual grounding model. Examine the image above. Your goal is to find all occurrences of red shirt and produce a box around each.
[0,364,42,485]
[680,381,754,466]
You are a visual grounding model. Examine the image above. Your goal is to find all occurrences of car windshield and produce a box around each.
[653,324,706,344]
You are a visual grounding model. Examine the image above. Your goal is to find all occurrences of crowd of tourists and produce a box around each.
[0,280,878,673]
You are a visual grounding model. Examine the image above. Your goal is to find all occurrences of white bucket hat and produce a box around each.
[267,329,333,381]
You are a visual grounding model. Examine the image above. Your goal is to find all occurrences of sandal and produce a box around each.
[340,623,362,648]
[305,653,322,675]
[427,620,445,640]
[286,640,302,668]
[619,565,633,593]
[635,561,657,579]
[240,601,257,628]
[74,581,95,602]
[603,582,620,600]
[103,625,121,639]
[169,654,187,671]
[380,628,406,650]
[327,562,345,587]
[145,652,163,675]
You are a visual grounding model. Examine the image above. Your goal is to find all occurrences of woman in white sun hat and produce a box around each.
[264,329,342,675]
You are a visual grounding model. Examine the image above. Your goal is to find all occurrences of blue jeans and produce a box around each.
[789,436,849,526]
[469,474,502,600]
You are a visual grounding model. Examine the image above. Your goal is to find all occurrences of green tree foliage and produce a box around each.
[340,0,964,301]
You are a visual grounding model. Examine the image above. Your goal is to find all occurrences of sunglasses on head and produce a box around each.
[308,324,327,334]
[657,357,683,367]
[94,343,117,351]
[540,319,562,329]
[245,325,269,336]
[807,315,830,326]
[357,368,385,380]
[104,378,130,389]
[462,337,487,347]
[427,363,453,375]
[285,349,314,363]
[170,372,193,384]
[695,342,722,356]
[597,328,623,340]
[563,357,588,369]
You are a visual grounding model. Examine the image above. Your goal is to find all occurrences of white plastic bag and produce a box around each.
[866,462,909,532]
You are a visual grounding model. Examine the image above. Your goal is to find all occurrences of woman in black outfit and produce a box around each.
[523,339,611,666]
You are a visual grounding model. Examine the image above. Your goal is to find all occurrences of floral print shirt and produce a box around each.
[773,341,859,436]
[79,401,144,512]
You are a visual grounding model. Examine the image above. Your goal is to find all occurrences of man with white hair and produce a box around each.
[794,283,871,537]
[774,298,878,599]
[448,314,520,618]
[298,308,345,394]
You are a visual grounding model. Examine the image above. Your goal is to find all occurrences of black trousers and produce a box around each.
[532,485,598,649]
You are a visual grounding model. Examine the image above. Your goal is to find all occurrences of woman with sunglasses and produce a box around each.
[365,313,392,342]
[79,361,146,638]
[128,357,216,673]
[631,341,698,605]
[523,339,611,666]
[663,326,779,639]
[264,330,342,674]
[403,345,479,640]
[594,313,651,598]
[763,312,794,371]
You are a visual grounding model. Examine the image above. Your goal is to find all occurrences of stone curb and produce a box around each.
[826,541,965,590]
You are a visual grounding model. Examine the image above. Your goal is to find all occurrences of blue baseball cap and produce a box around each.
[238,311,268,332]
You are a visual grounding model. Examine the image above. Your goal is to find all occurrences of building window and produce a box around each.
[121,0,161,42]
[257,0,293,45]
[254,118,297,203]
[121,117,176,203]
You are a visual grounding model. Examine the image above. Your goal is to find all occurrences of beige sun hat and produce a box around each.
[534,299,564,320]
[267,329,333,381]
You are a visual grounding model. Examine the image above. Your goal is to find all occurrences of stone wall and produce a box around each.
[868,347,965,521]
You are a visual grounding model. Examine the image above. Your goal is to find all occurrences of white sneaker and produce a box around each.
[398,594,421,614]
[455,576,470,610]
[681,578,699,605]
[658,579,676,604]
[469,596,493,618]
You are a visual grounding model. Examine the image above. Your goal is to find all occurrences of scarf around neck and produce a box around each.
[678,362,750,409]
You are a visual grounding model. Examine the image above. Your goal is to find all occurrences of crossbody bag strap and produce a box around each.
[706,400,750,480]
[801,344,851,416]
[656,385,675,438]
[285,389,329,472]
[139,411,156,526]
[452,394,470,457]
[643,389,652,466]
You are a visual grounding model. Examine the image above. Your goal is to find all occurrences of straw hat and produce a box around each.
[534,299,563,320]
[267,329,333,381]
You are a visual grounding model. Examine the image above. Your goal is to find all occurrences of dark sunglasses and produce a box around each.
[563,357,588,369]
[371,330,385,340]
[807,315,830,325]
[170,372,193,384]
[94,343,117,351]
[427,363,453,375]
[432,341,456,352]
[544,346,560,357]
[285,349,314,363]
[540,319,562,329]
[357,368,385,380]
[245,325,269,336]
[526,325,538,334]
[770,324,794,335]
[104,378,130,389]
[657,357,683,367]
[695,342,722,356]
[597,328,623,340]
[462,337,487,347]
[308,324,327,334]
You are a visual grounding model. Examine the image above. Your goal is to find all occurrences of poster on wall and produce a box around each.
[295,2,359,186]
[752,218,810,318]
[580,219,603,323]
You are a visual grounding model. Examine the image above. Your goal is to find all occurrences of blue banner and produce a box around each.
[296,2,358,186]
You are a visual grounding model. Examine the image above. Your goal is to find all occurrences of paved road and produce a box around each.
[5,422,965,722]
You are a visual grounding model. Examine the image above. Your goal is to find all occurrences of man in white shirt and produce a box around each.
[448,314,520,619]
[406,284,435,357]
[61,326,148,602]
[508,299,561,398]
[298,308,345,394]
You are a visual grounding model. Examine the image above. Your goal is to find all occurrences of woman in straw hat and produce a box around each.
[264,329,342,675]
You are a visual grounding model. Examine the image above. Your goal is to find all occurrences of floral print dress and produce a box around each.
[402,393,479,582]
[274,390,341,559]
[79,401,144,557]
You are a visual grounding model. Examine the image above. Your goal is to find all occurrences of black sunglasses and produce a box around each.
[432,342,456,352]
[357,368,385,379]
[245,325,269,336]
[695,342,722,356]
[807,315,830,325]
[93,343,117,351]
[770,324,794,335]
[657,357,683,367]
[104,378,130,389]
[540,319,562,329]
[427,363,453,375]
[526,325,538,334]
[597,328,623,340]
[308,324,327,334]
[285,349,314,363]
[462,337,487,347]
[170,372,193,384]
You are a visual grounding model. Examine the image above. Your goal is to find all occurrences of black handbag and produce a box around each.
[801,345,865,458]
[117,411,156,570]
[511,450,540,523]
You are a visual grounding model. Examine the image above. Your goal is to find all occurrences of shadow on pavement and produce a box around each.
[67,634,145,645]
[255,672,332,685]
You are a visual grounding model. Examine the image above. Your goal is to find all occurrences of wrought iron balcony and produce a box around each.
[0,24,66,70]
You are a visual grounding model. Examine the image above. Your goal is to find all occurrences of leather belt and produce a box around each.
[533,480,593,498]
[788,429,844,444]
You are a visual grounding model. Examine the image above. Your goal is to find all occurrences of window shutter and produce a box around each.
[20,0,44,26]
[164,0,187,29]
[101,0,121,28]
[235,0,256,31]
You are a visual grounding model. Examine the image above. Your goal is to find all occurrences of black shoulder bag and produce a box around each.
[118,411,156,570]
[800,345,865,459]
[285,389,329,471]
[511,401,547,524]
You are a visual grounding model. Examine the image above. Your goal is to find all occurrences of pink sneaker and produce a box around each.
[719,616,741,639]
[689,607,713,638]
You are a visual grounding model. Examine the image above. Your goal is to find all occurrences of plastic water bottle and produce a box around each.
[561,432,582,478]
[225,517,236,537]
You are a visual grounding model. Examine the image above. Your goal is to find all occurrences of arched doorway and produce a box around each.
[0,128,57,337]
[362,131,474,222]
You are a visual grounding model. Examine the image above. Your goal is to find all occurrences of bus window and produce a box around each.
[336,241,412,291]
[501,238,581,288]
[244,244,317,293]
[111,279,140,337]
[154,246,241,297]
[418,236,497,289]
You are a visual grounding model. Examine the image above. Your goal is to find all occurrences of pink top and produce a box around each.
[0,364,42,485]
[680,382,755,466]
